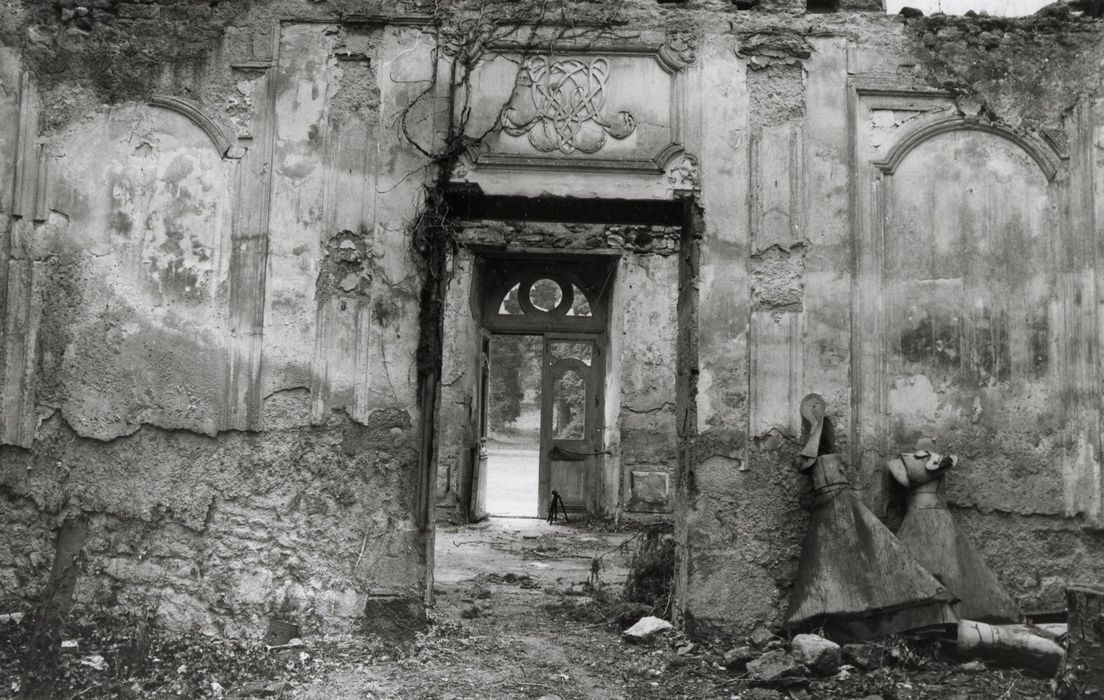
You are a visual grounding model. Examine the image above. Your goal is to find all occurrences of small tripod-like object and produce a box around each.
[546,490,570,524]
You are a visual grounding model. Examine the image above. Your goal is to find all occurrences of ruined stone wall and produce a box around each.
[5,0,1104,641]
[1,2,435,635]
[682,6,1104,638]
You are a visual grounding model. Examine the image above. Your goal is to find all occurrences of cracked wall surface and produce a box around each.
[1,2,433,636]
[677,8,1104,638]
[0,409,421,637]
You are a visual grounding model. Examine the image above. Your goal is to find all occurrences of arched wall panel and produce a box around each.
[880,129,1064,513]
[44,103,234,440]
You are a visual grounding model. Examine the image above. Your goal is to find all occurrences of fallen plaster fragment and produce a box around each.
[957,620,1065,675]
[622,616,673,643]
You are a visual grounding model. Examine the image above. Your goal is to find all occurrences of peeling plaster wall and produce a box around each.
[43,103,233,440]
[616,253,680,514]
[0,410,421,637]
[679,17,1104,637]
[0,7,432,636]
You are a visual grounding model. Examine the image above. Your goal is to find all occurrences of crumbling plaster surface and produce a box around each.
[616,252,680,513]
[0,409,422,636]
[955,508,1104,612]
[41,103,233,441]
[435,249,480,506]
[881,128,1074,517]
[1,3,434,635]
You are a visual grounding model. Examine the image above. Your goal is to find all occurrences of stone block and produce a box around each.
[746,649,804,682]
[622,616,674,643]
[629,471,670,511]
[790,633,841,675]
[841,642,884,671]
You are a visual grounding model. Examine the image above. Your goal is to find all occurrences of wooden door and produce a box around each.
[539,336,598,516]
[469,333,491,521]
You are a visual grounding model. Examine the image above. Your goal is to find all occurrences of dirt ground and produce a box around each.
[1,517,1056,699]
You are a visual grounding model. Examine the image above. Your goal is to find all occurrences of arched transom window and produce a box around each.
[481,259,611,332]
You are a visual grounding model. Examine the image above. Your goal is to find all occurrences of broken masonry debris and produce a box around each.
[841,642,884,671]
[745,649,806,683]
[1056,582,1104,699]
[622,616,673,643]
[784,394,955,641]
[888,438,1022,624]
[723,645,757,670]
[956,619,1064,675]
[749,624,777,648]
[790,633,841,675]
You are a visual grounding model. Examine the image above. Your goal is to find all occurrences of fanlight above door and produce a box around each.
[482,259,611,333]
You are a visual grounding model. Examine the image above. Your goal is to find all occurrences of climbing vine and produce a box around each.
[395,0,631,525]
[397,1,629,395]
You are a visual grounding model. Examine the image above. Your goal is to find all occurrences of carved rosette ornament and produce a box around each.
[500,56,637,155]
[658,30,698,71]
[665,153,700,191]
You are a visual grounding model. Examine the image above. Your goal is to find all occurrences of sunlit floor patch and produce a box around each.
[484,447,540,517]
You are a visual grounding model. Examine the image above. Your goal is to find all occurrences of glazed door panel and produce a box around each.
[539,337,598,515]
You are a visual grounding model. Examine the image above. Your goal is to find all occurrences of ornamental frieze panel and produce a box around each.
[453,30,698,189]
[500,56,637,155]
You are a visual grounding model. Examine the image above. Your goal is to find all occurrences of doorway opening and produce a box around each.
[482,332,602,518]
[484,334,542,517]
[431,251,631,621]
[465,258,612,522]
[426,201,689,645]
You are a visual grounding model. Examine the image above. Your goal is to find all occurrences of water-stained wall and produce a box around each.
[0,8,434,636]
[682,18,1104,637]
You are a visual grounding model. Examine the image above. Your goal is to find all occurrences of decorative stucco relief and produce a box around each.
[453,29,699,195]
[500,56,636,155]
[658,30,697,71]
[664,152,699,191]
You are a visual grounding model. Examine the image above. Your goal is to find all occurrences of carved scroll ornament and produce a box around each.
[665,153,699,191]
[500,56,637,155]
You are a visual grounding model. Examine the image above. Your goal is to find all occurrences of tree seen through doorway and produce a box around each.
[489,280,587,439]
